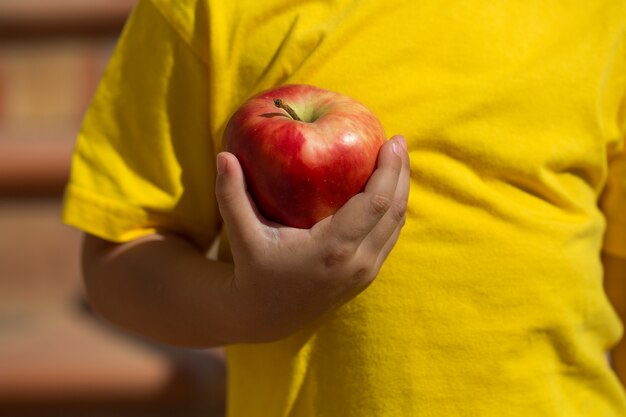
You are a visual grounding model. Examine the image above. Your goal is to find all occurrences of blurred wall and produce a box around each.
[0,2,226,416]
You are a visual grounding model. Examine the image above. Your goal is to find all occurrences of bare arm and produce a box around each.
[81,135,410,348]
[604,252,626,386]
[82,232,240,347]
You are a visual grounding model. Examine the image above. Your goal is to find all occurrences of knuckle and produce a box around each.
[351,265,373,286]
[369,193,392,216]
[350,256,379,287]
[390,198,407,223]
[323,240,354,268]
[215,186,236,205]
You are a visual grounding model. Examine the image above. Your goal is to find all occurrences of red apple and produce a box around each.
[222,84,386,229]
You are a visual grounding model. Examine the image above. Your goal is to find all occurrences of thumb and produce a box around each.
[215,152,261,245]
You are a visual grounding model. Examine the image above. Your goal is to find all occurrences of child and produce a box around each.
[64,0,626,415]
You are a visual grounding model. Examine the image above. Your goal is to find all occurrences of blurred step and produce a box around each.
[0,141,73,197]
[0,200,226,416]
[0,0,136,38]
[0,305,226,417]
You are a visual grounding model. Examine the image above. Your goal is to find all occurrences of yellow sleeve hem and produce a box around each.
[62,184,161,243]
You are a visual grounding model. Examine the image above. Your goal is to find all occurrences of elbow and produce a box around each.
[79,233,119,324]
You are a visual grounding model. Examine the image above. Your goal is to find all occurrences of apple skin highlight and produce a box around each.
[223,84,386,229]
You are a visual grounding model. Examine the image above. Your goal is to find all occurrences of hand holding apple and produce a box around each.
[222,84,386,229]
[214,131,409,341]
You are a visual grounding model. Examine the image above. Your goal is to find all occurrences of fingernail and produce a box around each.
[217,153,228,175]
[392,141,400,155]
[396,135,407,150]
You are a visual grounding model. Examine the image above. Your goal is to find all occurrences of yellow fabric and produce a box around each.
[63,0,626,415]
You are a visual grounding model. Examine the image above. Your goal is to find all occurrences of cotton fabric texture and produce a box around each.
[63,0,626,415]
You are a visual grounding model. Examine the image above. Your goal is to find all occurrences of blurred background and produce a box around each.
[0,1,226,416]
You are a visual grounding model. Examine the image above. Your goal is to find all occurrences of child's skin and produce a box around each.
[80,135,410,347]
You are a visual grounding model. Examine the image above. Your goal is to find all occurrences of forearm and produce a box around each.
[82,232,248,347]
[603,252,626,386]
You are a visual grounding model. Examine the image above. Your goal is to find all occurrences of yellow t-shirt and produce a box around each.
[63,0,626,415]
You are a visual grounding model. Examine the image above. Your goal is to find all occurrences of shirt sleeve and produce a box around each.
[62,0,220,250]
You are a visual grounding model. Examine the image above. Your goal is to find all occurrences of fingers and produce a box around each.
[326,136,407,248]
[361,135,410,253]
[371,217,405,273]
[327,136,403,242]
[215,152,262,247]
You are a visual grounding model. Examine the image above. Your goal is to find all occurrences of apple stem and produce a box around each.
[274,98,302,121]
